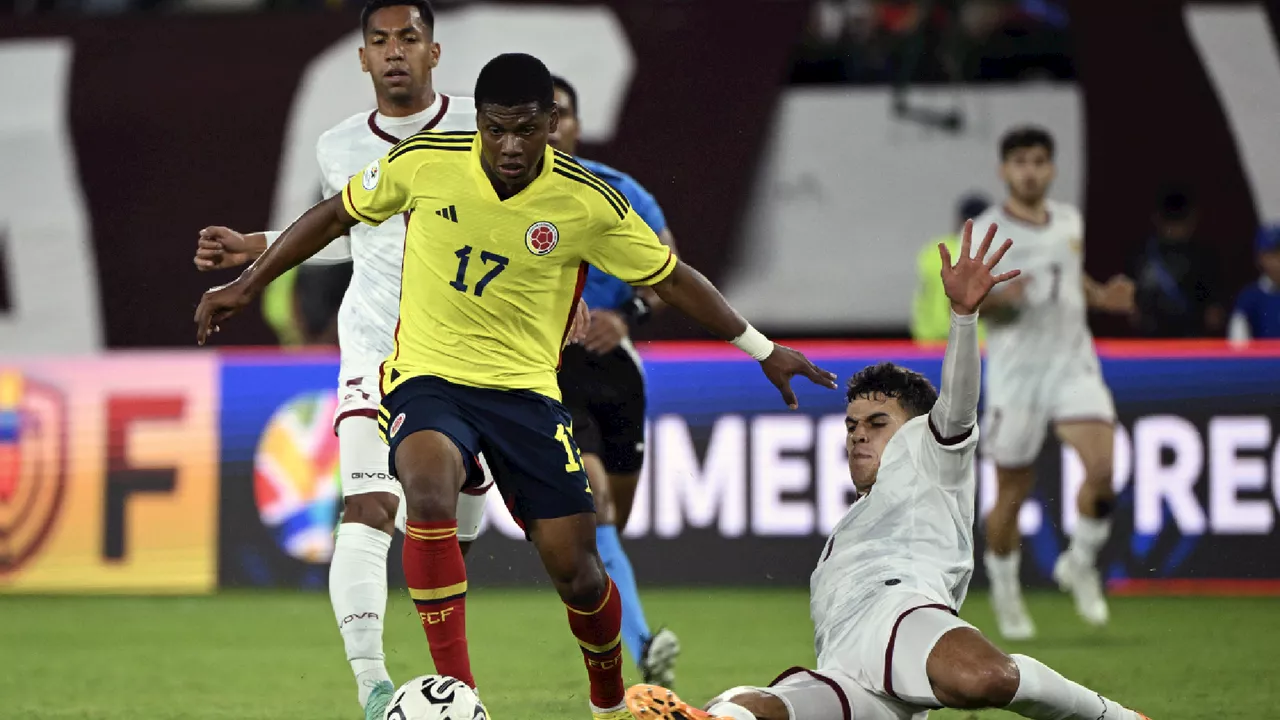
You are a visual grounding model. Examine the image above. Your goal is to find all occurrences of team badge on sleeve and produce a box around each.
[525,221,559,256]
[362,160,381,191]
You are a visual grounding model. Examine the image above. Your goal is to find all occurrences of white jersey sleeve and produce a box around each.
[261,139,353,264]
[923,311,981,487]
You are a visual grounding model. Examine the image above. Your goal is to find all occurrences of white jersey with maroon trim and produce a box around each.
[972,200,1096,381]
[809,416,979,658]
[312,93,476,381]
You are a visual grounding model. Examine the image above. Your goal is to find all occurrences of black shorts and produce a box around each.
[380,375,594,533]
[557,342,646,474]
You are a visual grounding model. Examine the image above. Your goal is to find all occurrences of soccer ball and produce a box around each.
[384,675,487,720]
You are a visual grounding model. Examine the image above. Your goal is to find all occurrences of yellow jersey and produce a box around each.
[342,131,677,401]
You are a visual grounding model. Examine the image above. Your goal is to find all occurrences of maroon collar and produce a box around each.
[366,93,452,144]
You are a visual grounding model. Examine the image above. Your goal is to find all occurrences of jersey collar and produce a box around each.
[469,135,556,204]
[368,93,451,144]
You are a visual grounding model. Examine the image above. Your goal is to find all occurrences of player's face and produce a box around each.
[1260,249,1280,284]
[359,6,439,105]
[547,87,580,155]
[844,393,911,493]
[1000,145,1055,205]
[478,103,558,189]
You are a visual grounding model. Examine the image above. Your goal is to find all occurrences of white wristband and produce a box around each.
[731,325,775,361]
[263,231,283,247]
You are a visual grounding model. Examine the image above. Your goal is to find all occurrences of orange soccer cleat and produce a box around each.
[624,685,729,720]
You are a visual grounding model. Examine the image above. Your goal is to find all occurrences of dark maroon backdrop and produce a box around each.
[3,0,1277,346]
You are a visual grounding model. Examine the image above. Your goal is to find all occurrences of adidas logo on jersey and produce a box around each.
[435,205,458,223]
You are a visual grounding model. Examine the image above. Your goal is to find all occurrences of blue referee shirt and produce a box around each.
[576,158,669,311]
[1231,276,1280,339]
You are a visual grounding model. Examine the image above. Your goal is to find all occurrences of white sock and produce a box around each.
[985,550,1022,593]
[1008,654,1139,720]
[330,522,394,707]
[707,701,758,720]
[1069,516,1111,566]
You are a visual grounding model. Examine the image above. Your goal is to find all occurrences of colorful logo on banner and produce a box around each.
[253,390,341,564]
[0,370,67,576]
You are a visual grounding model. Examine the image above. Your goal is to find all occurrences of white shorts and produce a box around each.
[712,668,924,720]
[334,374,489,542]
[815,592,973,714]
[982,365,1116,468]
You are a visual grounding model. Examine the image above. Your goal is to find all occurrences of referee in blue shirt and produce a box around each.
[1229,224,1280,341]
[549,76,681,687]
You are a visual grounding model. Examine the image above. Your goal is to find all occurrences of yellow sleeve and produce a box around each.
[582,206,677,286]
[341,154,415,226]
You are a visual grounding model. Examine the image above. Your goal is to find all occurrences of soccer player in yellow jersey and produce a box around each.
[195,52,836,720]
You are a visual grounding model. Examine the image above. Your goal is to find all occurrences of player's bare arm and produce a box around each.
[194,194,357,344]
[1083,272,1136,314]
[192,227,268,271]
[933,220,1019,439]
[649,260,838,409]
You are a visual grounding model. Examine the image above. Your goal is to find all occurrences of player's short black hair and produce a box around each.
[1156,185,1196,221]
[845,362,938,419]
[550,75,579,116]
[999,126,1055,160]
[361,0,435,35]
[474,53,555,111]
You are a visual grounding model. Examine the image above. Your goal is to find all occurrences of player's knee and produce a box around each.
[550,554,608,608]
[939,657,1020,708]
[340,492,398,533]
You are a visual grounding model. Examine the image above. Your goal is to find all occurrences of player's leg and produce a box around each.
[591,347,679,685]
[479,390,626,718]
[981,404,1046,640]
[913,614,1148,718]
[382,379,481,689]
[625,670,914,720]
[330,412,401,714]
[1052,418,1115,626]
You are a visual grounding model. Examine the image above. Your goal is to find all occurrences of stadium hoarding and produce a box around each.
[214,341,1280,593]
[0,354,220,594]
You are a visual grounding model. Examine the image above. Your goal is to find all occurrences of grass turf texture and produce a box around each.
[2,589,1275,719]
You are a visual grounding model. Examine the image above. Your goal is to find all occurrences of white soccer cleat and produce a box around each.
[638,627,681,687]
[990,584,1037,640]
[1053,553,1110,627]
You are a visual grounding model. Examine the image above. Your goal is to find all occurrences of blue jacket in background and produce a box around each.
[576,158,669,312]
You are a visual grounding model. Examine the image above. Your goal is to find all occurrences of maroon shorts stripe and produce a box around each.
[333,408,378,435]
[766,667,851,720]
[882,603,957,701]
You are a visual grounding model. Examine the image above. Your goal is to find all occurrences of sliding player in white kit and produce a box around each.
[624,222,1152,720]
[971,127,1136,641]
[191,2,493,718]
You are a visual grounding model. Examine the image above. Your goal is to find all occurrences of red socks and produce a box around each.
[404,520,475,688]
[566,578,625,709]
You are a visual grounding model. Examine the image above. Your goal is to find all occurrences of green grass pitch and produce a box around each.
[2,589,1276,719]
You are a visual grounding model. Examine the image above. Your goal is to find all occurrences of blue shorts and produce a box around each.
[380,374,594,533]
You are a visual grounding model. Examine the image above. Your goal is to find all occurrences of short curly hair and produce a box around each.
[845,362,937,418]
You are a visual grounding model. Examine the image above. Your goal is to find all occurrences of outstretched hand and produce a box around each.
[194,279,256,345]
[760,344,838,410]
[939,220,1021,315]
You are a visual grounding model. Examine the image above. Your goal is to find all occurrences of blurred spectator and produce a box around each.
[1129,187,1224,337]
[790,0,1074,85]
[1227,224,1280,341]
[911,192,989,342]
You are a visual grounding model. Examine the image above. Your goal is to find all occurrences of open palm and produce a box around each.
[939,220,1021,315]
